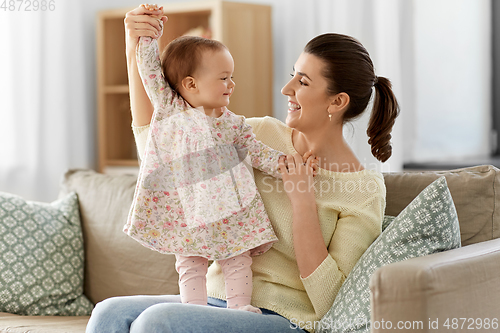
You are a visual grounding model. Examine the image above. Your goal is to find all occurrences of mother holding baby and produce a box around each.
[86,4,399,333]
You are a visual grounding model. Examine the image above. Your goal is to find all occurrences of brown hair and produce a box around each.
[160,35,227,91]
[304,33,400,162]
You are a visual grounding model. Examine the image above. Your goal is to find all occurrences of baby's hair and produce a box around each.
[160,36,228,91]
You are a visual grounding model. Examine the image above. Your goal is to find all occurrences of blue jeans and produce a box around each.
[85,295,307,333]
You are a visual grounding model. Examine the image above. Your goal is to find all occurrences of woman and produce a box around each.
[86,5,399,333]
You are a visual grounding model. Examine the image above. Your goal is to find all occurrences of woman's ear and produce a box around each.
[328,92,350,114]
[181,76,197,93]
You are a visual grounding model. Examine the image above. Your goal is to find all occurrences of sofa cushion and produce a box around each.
[319,177,461,333]
[59,169,179,305]
[0,192,93,316]
[384,165,500,245]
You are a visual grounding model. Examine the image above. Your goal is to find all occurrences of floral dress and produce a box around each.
[123,37,281,260]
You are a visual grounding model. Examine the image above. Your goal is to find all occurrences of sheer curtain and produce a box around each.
[0,1,92,202]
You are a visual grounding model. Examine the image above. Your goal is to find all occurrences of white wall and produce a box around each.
[405,0,492,163]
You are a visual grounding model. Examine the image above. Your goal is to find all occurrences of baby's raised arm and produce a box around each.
[124,4,166,126]
[234,121,284,179]
[136,36,174,110]
[234,120,318,179]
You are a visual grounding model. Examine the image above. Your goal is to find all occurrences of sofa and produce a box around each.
[1,165,499,333]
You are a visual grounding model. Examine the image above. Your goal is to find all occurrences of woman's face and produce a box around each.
[281,52,333,132]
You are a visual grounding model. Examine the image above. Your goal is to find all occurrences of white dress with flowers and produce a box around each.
[123,37,281,260]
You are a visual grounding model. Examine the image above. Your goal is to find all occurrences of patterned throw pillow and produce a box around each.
[0,192,93,316]
[319,177,461,333]
[381,215,395,231]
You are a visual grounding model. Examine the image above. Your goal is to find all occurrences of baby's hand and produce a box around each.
[140,4,167,35]
[303,150,319,177]
[141,3,160,11]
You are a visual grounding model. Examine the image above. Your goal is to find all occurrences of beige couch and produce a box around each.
[1,165,499,333]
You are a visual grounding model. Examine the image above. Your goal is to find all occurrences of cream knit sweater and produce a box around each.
[133,116,386,332]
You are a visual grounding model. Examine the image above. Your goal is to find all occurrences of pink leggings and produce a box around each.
[175,251,253,309]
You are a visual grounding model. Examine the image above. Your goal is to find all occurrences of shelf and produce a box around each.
[106,159,140,166]
[103,94,137,161]
[104,85,130,94]
[101,18,128,86]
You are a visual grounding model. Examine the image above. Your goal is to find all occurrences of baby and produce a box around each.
[124,3,316,314]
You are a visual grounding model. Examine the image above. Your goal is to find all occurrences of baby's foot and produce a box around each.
[237,304,262,314]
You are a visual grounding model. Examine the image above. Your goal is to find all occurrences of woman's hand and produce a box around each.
[279,152,317,204]
[302,150,319,176]
[124,4,167,54]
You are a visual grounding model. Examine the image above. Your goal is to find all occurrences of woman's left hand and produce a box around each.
[279,153,316,204]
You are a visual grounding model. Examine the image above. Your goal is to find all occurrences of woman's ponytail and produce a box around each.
[367,76,400,162]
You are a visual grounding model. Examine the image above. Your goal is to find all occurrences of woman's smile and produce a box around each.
[288,100,301,113]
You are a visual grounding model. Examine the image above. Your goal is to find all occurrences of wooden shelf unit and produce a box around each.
[96,0,273,173]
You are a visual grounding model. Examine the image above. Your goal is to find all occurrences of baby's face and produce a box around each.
[192,49,235,111]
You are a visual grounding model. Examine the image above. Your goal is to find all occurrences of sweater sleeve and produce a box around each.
[234,117,283,179]
[244,117,263,132]
[300,181,385,318]
[132,123,150,161]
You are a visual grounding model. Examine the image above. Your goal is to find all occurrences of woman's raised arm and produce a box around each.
[279,153,328,278]
[124,5,167,126]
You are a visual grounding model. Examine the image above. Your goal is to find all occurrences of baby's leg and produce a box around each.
[218,251,261,314]
[175,255,209,306]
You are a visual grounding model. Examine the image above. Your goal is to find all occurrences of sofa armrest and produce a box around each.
[369,238,500,332]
